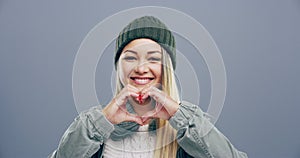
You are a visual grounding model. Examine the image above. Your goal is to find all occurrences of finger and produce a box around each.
[140,85,151,94]
[119,102,127,109]
[135,93,144,104]
[114,91,128,106]
[155,102,163,110]
[141,117,152,124]
[125,85,140,97]
[128,91,139,98]
[145,87,166,104]
[127,84,140,94]
[119,84,138,96]
[140,86,154,100]
[116,86,139,105]
[141,113,159,123]
[141,92,149,100]
[125,113,143,125]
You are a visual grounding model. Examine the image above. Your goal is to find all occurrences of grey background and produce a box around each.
[0,0,299,158]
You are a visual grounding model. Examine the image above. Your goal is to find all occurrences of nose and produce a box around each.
[135,62,149,74]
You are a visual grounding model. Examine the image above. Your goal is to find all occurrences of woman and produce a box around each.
[49,16,248,158]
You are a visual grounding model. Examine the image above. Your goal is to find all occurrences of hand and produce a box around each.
[102,84,143,125]
[140,86,179,124]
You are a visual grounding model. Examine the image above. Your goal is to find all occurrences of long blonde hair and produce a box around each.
[115,46,180,158]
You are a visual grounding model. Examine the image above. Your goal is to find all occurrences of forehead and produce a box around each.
[122,38,161,53]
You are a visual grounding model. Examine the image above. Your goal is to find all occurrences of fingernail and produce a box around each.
[142,94,148,99]
[133,93,139,97]
[137,93,143,104]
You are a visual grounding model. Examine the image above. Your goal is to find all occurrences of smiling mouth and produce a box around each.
[130,77,154,85]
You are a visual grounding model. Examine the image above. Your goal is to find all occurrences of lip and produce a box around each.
[130,77,154,85]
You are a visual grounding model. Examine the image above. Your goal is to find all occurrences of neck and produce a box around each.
[129,97,155,116]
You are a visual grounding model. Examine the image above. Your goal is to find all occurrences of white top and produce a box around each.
[103,124,157,158]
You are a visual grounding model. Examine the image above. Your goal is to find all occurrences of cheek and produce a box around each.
[120,62,135,83]
[152,65,162,80]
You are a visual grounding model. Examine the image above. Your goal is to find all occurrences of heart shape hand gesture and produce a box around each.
[139,86,179,123]
[102,84,179,125]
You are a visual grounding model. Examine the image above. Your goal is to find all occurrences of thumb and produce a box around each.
[124,113,143,125]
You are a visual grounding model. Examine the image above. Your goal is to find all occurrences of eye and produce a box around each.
[148,57,161,63]
[123,56,137,61]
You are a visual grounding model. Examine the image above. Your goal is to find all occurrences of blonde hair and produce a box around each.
[115,47,180,158]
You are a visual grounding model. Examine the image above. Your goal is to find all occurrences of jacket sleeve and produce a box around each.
[48,106,114,158]
[169,101,248,158]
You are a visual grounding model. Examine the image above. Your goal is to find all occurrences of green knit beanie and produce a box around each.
[115,16,176,69]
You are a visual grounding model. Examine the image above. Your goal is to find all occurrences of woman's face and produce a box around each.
[119,38,162,89]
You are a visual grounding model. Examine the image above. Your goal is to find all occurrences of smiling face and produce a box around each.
[119,38,162,89]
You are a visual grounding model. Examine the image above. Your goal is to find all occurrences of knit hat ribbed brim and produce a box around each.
[115,16,176,69]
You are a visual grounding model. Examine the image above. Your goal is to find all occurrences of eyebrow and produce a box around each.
[124,50,137,54]
[147,51,162,54]
[123,50,161,54]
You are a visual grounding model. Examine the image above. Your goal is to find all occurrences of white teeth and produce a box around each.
[134,78,150,85]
